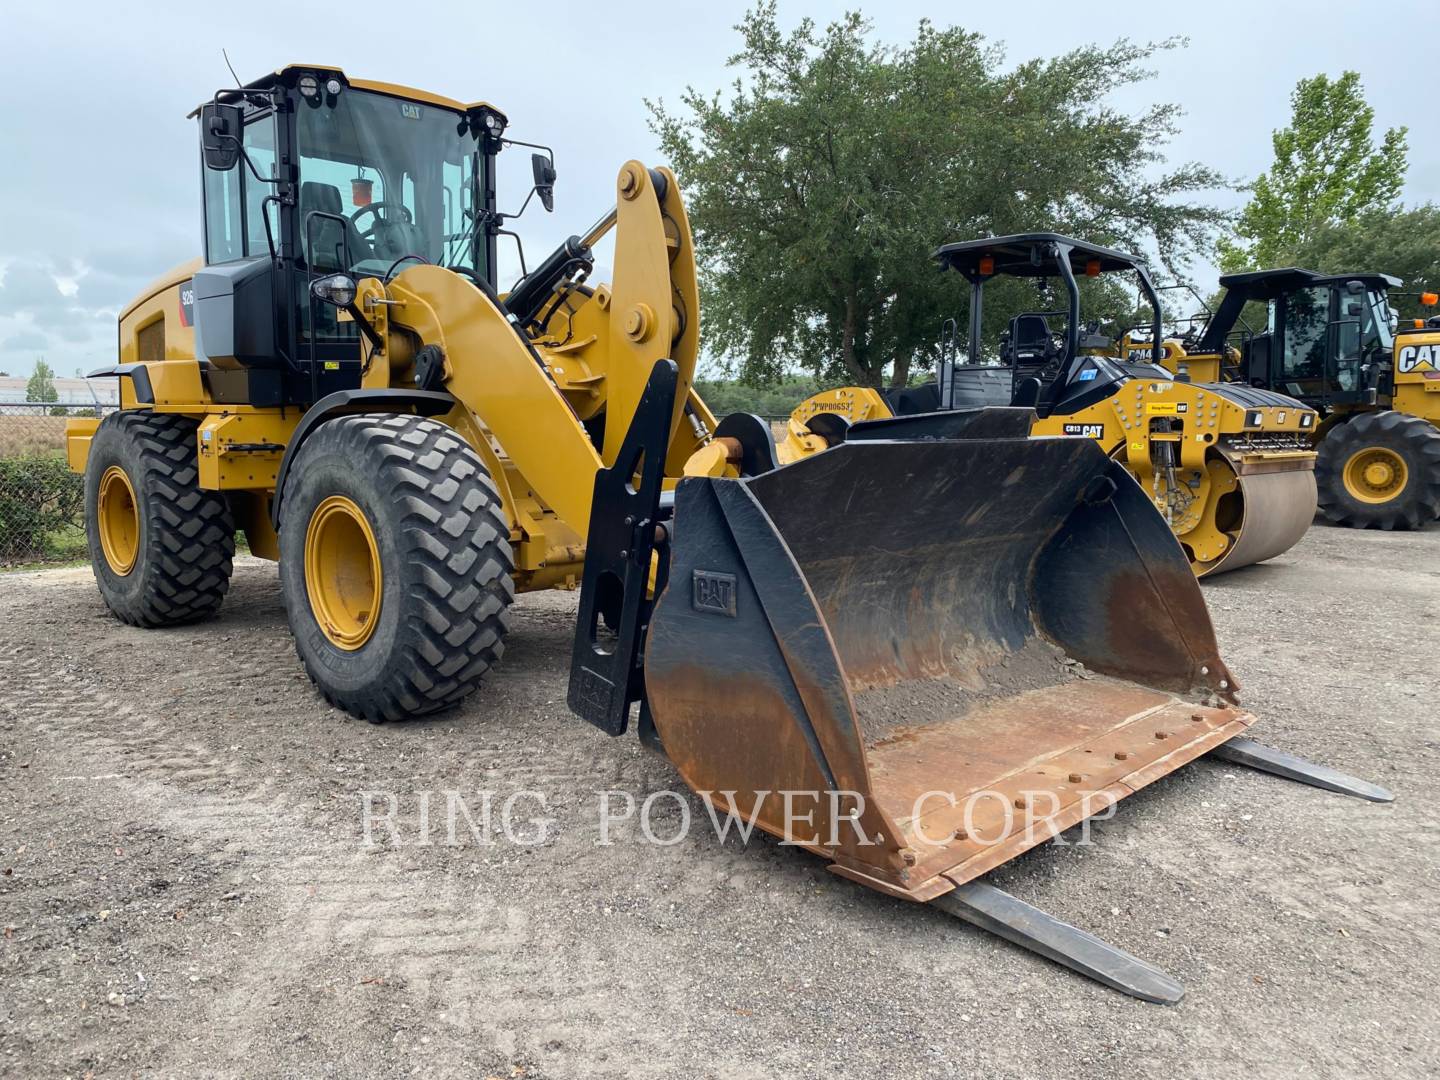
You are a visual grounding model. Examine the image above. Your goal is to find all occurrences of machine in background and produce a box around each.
[1151,269,1440,529]
[782,234,1320,576]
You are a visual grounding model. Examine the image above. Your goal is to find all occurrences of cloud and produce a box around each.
[0,261,71,313]
[0,255,123,369]
[1,330,48,352]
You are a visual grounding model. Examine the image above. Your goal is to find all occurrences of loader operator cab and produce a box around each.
[931,234,1167,419]
[1196,268,1401,409]
[190,65,552,408]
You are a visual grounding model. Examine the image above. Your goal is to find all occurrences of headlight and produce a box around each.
[476,108,507,140]
[310,273,357,308]
[298,75,320,100]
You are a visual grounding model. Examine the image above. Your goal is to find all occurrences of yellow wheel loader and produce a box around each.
[66,67,1390,1003]
[781,234,1320,576]
[1145,269,1440,529]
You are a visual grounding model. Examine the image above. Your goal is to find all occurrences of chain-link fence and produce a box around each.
[0,405,794,566]
[0,403,115,566]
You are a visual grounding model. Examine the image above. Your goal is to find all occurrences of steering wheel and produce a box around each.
[349,200,413,241]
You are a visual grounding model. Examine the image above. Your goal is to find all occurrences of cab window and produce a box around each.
[242,117,278,255]
[1281,287,1330,379]
[202,163,241,263]
[202,112,278,264]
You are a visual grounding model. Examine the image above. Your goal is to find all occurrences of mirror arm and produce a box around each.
[345,302,385,350]
[500,136,556,161]
[508,186,539,220]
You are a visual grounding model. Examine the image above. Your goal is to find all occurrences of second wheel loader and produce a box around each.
[1145,268,1440,529]
[781,234,1320,576]
[66,67,1390,1003]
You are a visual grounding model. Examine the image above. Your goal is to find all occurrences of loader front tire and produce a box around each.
[85,411,235,626]
[1316,411,1440,530]
[278,413,514,722]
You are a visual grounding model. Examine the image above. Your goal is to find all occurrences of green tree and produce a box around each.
[1285,205,1440,322]
[1220,72,1408,271]
[694,375,829,417]
[26,358,58,404]
[649,4,1230,388]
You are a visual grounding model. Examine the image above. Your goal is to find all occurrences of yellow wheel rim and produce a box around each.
[1343,447,1407,505]
[97,465,139,576]
[1177,458,1240,576]
[304,495,382,650]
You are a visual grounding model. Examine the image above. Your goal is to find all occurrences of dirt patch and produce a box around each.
[2,527,1439,1078]
[853,637,1078,746]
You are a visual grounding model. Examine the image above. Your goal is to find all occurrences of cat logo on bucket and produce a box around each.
[1398,343,1438,373]
[692,570,737,617]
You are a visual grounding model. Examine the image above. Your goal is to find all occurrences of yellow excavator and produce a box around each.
[65,66,1390,1003]
[780,235,1320,576]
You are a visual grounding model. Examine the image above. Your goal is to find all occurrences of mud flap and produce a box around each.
[644,426,1253,900]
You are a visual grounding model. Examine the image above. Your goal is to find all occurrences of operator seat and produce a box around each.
[299,182,373,272]
[1243,333,1273,387]
[1001,314,1059,368]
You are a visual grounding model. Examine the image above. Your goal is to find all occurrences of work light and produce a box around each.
[310,273,358,308]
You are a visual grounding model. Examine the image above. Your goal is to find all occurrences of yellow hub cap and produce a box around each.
[304,495,382,650]
[1343,447,1407,504]
[97,466,140,575]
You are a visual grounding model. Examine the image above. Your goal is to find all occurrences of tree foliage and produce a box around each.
[1220,72,1407,272]
[649,4,1230,387]
[694,376,828,417]
[1284,205,1440,322]
[25,358,57,404]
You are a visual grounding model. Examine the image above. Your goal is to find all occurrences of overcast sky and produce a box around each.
[2,0,1435,379]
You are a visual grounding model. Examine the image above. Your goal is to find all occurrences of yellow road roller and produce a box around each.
[781,234,1320,576]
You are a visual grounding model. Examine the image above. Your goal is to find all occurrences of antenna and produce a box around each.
[222,48,242,88]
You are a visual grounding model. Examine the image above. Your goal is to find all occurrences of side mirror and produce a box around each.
[310,273,357,309]
[1346,302,1363,317]
[200,103,244,171]
[1345,279,1366,295]
[531,152,557,213]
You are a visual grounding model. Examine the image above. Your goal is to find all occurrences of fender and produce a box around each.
[88,363,154,404]
[269,388,456,528]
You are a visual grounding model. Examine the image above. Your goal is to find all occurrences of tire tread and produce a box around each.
[1316,411,1440,530]
[280,414,514,722]
[89,411,234,626]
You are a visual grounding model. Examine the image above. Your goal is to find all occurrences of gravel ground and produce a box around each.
[1,522,1436,1079]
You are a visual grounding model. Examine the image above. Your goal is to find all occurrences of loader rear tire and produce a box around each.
[278,413,514,722]
[85,411,235,626]
[1315,411,1440,530]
